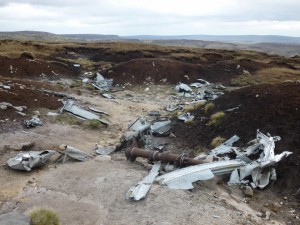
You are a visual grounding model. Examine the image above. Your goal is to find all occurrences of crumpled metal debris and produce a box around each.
[128,117,151,132]
[166,104,182,112]
[175,83,192,92]
[150,120,173,136]
[23,116,43,128]
[61,99,110,125]
[93,73,113,91]
[7,150,56,171]
[236,131,292,188]
[210,130,292,189]
[126,162,161,201]
[57,145,90,163]
[95,145,114,155]
[148,111,160,117]
[155,160,244,189]
[178,112,194,122]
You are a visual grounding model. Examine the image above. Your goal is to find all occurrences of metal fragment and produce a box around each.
[126,162,161,201]
[150,120,173,136]
[57,145,90,162]
[155,160,243,189]
[61,99,110,125]
[7,150,56,171]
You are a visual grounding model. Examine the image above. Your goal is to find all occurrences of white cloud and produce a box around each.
[0,0,299,36]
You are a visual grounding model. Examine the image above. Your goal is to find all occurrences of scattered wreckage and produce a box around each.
[6,145,90,171]
[122,130,292,201]
[174,79,224,101]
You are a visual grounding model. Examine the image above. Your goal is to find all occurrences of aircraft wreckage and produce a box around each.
[124,130,292,201]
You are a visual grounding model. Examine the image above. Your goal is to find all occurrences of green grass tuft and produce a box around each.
[211,136,226,148]
[89,119,101,129]
[204,102,215,114]
[207,111,225,126]
[29,207,60,225]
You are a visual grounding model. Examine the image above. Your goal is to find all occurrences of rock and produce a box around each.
[59,144,67,150]
[0,102,13,107]
[3,141,35,151]
[0,212,30,225]
[95,155,111,162]
[265,211,271,220]
[32,111,40,116]
[256,212,263,217]
[244,186,253,198]
[14,106,27,112]
[269,202,282,212]
[0,105,7,110]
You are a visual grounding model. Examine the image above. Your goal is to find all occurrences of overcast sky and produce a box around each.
[0,0,300,36]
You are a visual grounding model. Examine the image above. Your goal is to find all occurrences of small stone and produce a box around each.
[169,133,176,138]
[0,102,13,107]
[270,202,282,212]
[256,212,263,217]
[265,211,271,220]
[284,196,288,200]
[32,111,40,116]
[14,106,26,112]
[59,144,67,150]
[244,186,253,198]
[95,155,111,162]
[0,105,7,110]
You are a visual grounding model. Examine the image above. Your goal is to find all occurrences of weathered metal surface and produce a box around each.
[155,160,243,189]
[95,146,114,155]
[7,150,56,171]
[150,120,173,136]
[61,100,110,125]
[23,117,43,128]
[175,83,192,92]
[128,117,151,132]
[178,113,194,122]
[233,130,292,188]
[88,106,110,116]
[126,162,161,201]
[58,145,90,162]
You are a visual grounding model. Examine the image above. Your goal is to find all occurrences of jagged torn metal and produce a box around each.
[61,99,110,125]
[238,130,292,188]
[155,160,244,190]
[58,146,90,163]
[126,162,161,201]
[7,150,56,171]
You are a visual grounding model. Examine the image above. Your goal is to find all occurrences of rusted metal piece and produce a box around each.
[125,146,205,167]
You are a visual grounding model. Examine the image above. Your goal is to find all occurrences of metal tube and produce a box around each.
[125,147,205,167]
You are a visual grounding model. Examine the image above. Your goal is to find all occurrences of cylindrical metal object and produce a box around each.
[125,147,205,167]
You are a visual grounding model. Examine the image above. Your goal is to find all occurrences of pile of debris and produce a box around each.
[6,145,90,171]
[0,102,27,117]
[174,79,224,101]
[122,130,292,201]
